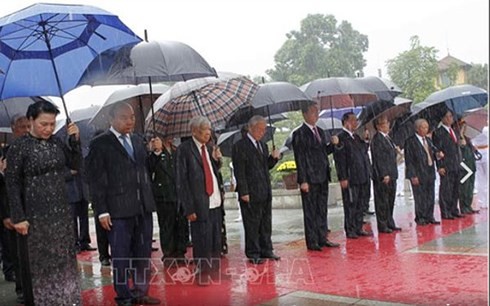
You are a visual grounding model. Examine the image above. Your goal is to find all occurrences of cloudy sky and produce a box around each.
[1,0,488,111]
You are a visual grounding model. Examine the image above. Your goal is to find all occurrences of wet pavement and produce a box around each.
[0,193,488,306]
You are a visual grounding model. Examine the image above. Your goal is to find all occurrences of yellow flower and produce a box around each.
[276,160,296,172]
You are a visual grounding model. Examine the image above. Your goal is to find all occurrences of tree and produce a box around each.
[467,63,488,91]
[386,36,439,103]
[266,14,368,86]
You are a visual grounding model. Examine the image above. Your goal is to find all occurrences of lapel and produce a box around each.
[107,131,135,162]
[190,141,203,167]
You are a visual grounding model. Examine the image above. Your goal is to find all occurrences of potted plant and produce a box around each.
[276,160,298,190]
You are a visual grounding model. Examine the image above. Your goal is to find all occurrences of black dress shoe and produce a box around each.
[416,220,428,225]
[249,258,265,264]
[357,230,373,236]
[4,274,15,282]
[152,247,159,252]
[379,228,393,233]
[263,253,281,260]
[346,233,358,239]
[80,244,97,251]
[441,216,454,220]
[429,220,441,225]
[307,245,322,251]
[453,213,464,218]
[100,258,111,266]
[390,227,402,231]
[364,210,375,215]
[132,295,161,305]
[322,240,340,247]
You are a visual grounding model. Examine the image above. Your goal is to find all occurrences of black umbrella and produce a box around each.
[217,126,275,157]
[357,76,402,101]
[358,97,412,134]
[226,82,312,147]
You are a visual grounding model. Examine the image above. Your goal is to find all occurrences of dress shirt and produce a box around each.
[192,137,221,209]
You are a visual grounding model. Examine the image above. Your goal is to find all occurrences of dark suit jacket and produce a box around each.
[370,132,398,182]
[432,126,461,172]
[85,131,155,219]
[292,123,334,184]
[333,130,371,185]
[147,146,177,202]
[175,139,222,221]
[404,135,436,183]
[231,137,278,203]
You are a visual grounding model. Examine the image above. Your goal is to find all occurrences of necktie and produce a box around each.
[120,135,134,160]
[256,140,262,154]
[201,145,214,196]
[313,126,321,143]
[422,137,433,166]
[449,128,457,143]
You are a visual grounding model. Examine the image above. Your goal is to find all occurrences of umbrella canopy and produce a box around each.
[0,3,141,118]
[419,84,488,115]
[55,114,97,158]
[219,113,287,134]
[320,107,362,120]
[358,97,412,131]
[357,76,402,101]
[145,73,259,139]
[80,40,217,85]
[1,96,50,130]
[300,77,378,109]
[226,82,312,127]
[282,118,342,151]
[89,83,169,132]
[217,126,275,157]
[462,108,488,138]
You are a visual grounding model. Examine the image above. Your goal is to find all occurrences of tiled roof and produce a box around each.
[438,55,471,70]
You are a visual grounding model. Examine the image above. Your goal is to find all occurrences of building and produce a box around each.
[436,54,472,89]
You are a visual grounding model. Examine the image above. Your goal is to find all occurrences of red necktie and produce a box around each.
[201,145,214,196]
[449,128,457,143]
[313,126,321,143]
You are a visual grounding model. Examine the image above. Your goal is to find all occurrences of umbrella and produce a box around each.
[89,83,169,133]
[217,113,287,134]
[282,118,342,151]
[357,76,402,101]
[80,39,217,131]
[145,72,259,139]
[55,106,100,157]
[0,3,142,121]
[358,97,412,133]
[319,107,362,121]
[225,81,312,147]
[462,108,488,138]
[300,77,379,109]
[217,126,275,157]
[1,96,50,130]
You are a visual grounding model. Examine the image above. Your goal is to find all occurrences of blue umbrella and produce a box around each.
[0,3,141,120]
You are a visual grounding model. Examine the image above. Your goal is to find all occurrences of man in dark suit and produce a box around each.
[334,112,373,239]
[404,118,442,225]
[65,165,96,253]
[0,114,31,304]
[86,103,159,306]
[370,116,402,233]
[292,102,340,251]
[232,115,281,263]
[175,116,223,284]
[432,110,463,219]
[148,136,187,264]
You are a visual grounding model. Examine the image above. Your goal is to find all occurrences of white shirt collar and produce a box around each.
[247,133,258,145]
[110,126,124,138]
[342,127,354,137]
[192,136,206,150]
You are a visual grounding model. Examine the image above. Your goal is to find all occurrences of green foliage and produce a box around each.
[467,63,488,91]
[386,36,439,103]
[266,14,369,86]
[444,62,460,88]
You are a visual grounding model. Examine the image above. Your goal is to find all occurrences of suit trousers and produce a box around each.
[439,170,460,217]
[239,198,273,259]
[70,199,91,247]
[300,181,329,248]
[373,179,397,231]
[94,215,110,261]
[341,182,370,236]
[2,228,22,295]
[411,179,436,223]
[155,200,187,258]
[107,213,153,302]
[190,207,222,275]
